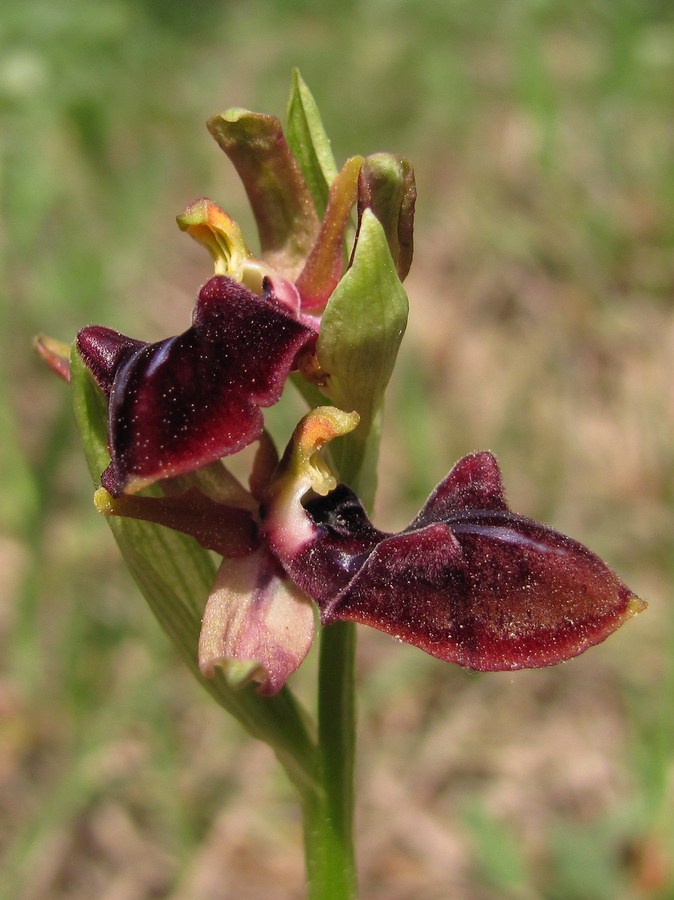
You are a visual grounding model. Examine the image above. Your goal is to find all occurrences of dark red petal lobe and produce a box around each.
[271,451,643,671]
[80,276,314,496]
[320,508,640,670]
[76,327,146,396]
[413,451,508,526]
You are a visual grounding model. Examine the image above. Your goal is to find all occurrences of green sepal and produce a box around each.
[207,108,320,277]
[286,68,339,218]
[69,348,316,793]
[358,154,416,281]
[316,210,408,493]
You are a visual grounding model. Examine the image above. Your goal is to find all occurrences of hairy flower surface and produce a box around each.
[77,275,314,496]
[37,73,644,702]
[262,409,645,671]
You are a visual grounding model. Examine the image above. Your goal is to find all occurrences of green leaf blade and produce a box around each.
[286,68,339,218]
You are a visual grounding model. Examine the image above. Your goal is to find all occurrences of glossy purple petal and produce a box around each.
[320,502,641,670]
[75,327,144,396]
[265,441,645,671]
[77,275,315,495]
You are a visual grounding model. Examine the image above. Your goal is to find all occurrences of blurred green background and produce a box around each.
[2,1,674,897]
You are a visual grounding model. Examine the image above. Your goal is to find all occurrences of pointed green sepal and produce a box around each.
[207,109,320,276]
[314,210,408,499]
[286,69,339,217]
[316,209,408,432]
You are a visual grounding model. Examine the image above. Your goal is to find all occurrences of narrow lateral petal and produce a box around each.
[295,156,363,311]
[34,334,72,383]
[94,486,259,558]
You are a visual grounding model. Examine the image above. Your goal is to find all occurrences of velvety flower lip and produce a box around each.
[77,275,315,496]
[263,411,646,672]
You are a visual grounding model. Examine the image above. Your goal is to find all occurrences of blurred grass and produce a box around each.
[2,0,674,897]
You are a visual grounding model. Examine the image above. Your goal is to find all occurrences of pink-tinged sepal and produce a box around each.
[207,109,320,277]
[77,275,315,496]
[199,549,315,696]
[34,335,73,383]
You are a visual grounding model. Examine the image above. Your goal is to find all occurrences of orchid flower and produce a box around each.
[262,407,645,672]
[37,71,644,691]
[36,70,645,899]
[76,275,315,497]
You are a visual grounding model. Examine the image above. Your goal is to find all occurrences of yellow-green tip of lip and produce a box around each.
[625,593,648,619]
[93,487,116,516]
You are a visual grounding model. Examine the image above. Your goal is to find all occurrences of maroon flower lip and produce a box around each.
[263,429,645,672]
[76,275,315,496]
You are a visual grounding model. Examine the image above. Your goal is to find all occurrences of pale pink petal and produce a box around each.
[199,549,315,696]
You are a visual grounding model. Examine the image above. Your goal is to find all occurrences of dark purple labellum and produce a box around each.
[267,450,645,671]
[77,276,315,496]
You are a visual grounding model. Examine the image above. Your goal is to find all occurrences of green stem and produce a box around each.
[296,416,382,896]
[302,621,358,899]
